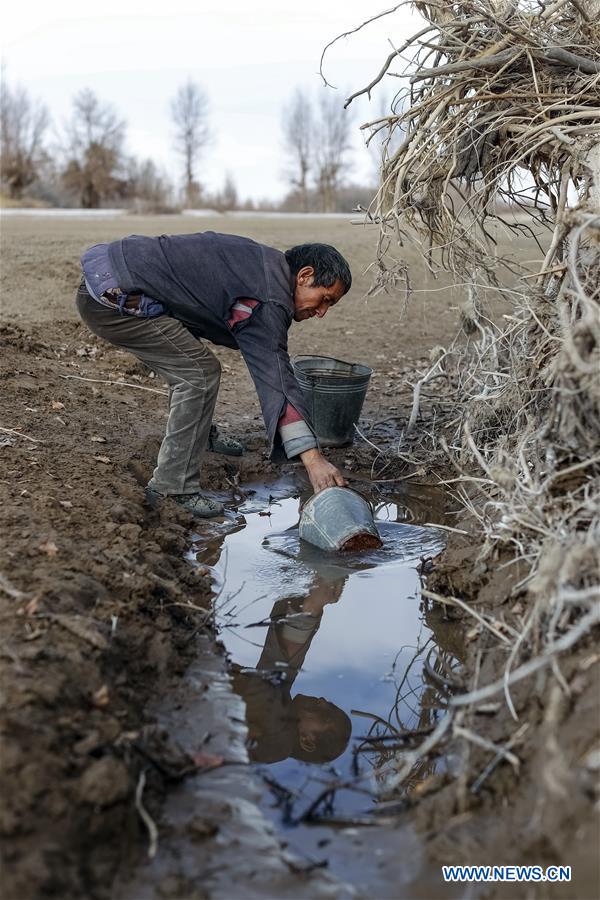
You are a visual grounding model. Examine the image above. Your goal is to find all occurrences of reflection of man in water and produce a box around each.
[231,575,351,765]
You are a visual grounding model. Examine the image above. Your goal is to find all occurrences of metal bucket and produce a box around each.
[293,355,373,447]
[299,487,383,553]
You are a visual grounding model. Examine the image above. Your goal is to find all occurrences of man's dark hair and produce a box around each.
[285,243,352,294]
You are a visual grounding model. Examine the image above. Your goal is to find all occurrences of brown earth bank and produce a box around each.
[415,537,600,900]
[1,215,598,899]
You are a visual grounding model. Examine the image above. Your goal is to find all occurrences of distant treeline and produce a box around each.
[0,78,377,213]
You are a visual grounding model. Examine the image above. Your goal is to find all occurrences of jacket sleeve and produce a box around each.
[232,301,316,462]
[278,403,317,459]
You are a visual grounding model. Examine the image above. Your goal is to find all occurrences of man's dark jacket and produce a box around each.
[107,231,314,462]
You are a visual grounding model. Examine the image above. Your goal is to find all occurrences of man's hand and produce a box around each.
[300,448,347,493]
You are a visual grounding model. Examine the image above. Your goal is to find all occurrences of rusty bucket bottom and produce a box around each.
[340,532,383,552]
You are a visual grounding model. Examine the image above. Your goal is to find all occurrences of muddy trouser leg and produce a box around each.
[75,284,221,495]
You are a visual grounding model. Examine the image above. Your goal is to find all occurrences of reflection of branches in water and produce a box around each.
[380,637,432,731]
[371,499,415,523]
[260,766,376,827]
[352,708,404,736]
[386,647,467,794]
[386,633,432,723]
[389,636,433,724]
[227,588,272,619]
[423,647,465,693]
[351,628,463,796]
[398,752,438,796]
[261,772,298,825]
[293,778,374,825]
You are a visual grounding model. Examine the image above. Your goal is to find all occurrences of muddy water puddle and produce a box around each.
[187,480,464,884]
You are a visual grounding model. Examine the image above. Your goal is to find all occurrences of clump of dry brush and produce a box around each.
[340,0,600,785]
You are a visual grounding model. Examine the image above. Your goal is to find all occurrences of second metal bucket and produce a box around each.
[293,355,373,447]
[299,487,382,553]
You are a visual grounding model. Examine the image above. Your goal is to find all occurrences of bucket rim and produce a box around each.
[292,354,373,378]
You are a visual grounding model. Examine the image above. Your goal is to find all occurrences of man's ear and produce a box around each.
[296,265,314,285]
[299,733,317,753]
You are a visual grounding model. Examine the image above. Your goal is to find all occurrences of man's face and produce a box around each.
[293,266,346,322]
[296,698,331,753]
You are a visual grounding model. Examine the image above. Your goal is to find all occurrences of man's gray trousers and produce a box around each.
[76,283,221,496]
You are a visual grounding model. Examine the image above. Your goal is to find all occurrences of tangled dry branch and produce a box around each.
[343,0,600,788]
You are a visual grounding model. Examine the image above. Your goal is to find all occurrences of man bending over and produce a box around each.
[76,231,350,517]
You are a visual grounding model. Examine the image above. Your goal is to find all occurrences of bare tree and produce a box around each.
[219,171,238,211]
[62,88,126,207]
[170,80,210,206]
[207,172,239,212]
[0,79,49,199]
[314,93,353,212]
[126,157,174,210]
[282,88,313,212]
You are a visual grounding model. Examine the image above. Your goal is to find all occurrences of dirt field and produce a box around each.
[1,214,598,899]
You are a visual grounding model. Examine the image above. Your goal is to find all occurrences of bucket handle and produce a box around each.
[307,371,322,453]
[344,486,377,515]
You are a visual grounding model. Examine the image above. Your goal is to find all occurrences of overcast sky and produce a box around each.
[3,0,421,202]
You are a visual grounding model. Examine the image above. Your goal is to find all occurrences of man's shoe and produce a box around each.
[146,488,224,518]
[207,424,244,457]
